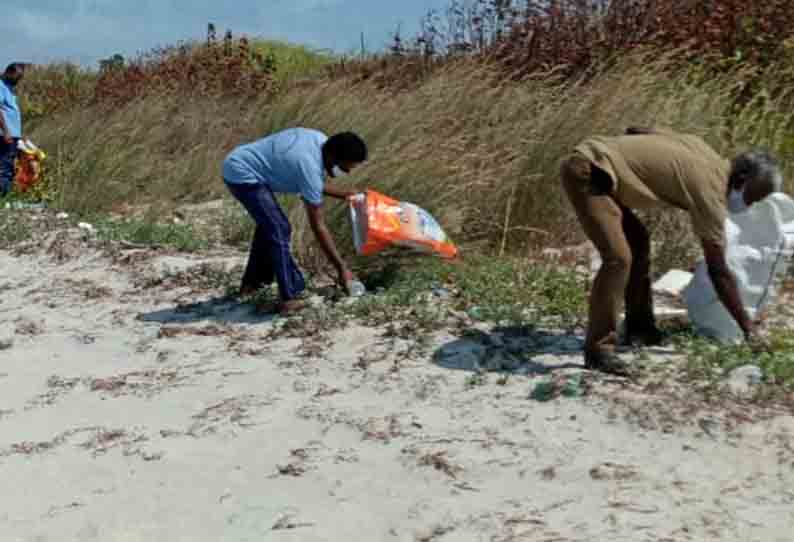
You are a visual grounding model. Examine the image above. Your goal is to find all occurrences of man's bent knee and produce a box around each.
[600,251,632,274]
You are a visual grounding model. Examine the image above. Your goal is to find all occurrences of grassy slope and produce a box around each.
[23,51,794,273]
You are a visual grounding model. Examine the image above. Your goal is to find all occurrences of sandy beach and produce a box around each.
[2,221,794,542]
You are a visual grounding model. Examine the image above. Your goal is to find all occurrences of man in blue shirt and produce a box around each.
[1,63,25,196]
[223,128,368,315]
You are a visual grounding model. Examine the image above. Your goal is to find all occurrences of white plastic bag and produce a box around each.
[683,192,794,343]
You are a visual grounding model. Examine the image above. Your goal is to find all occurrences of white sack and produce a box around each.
[683,192,794,343]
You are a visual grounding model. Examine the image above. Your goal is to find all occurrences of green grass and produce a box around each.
[257,255,587,342]
[450,256,587,326]
[362,256,586,326]
[673,328,794,400]
[217,200,256,247]
[94,217,208,252]
[465,372,488,389]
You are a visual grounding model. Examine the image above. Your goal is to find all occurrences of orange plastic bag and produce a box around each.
[349,189,458,259]
[14,139,46,192]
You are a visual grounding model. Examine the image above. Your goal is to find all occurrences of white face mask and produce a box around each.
[728,188,748,214]
[331,165,348,178]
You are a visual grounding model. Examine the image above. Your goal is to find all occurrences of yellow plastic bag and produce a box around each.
[14,139,46,193]
[349,189,458,259]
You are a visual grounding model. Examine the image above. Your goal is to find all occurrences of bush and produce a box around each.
[20,63,96,127]
[410,0,794,79]
[93,28,277,107]
[20,27,334,119]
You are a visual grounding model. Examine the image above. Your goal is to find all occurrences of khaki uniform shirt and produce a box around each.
[575,130,730,245]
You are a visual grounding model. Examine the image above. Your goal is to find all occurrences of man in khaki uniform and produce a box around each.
[561,127,782,375]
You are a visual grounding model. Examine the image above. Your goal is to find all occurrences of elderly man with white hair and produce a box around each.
[560,126,783,375]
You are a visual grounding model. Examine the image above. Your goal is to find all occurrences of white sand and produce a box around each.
[2,236,794,542]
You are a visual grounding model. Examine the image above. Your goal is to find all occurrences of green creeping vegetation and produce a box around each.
[245,255,587,332]
[352,255,587,327]
[93,217,208,252]
[675,329,794,399]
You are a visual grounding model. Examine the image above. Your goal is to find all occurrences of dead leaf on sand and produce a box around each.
[418,450,463,479]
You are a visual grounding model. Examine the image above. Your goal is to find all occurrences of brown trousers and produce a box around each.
[560,153,655,353]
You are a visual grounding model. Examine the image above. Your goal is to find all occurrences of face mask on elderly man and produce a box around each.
[727,187,748,214]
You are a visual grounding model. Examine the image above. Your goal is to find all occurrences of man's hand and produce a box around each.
[304,200,350,283]
[745,326,771,353]
[702,240,754,338]
[1,116,13,145]
[323,183,358,201]
[337,267,354,291]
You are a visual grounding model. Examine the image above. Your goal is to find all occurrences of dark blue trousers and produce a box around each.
[0,139,18,196]
[225,181,306,301]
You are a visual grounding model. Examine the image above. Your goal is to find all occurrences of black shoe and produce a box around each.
[584,349,633,377]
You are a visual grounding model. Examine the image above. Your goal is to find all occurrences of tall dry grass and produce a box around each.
[29,51,794,274]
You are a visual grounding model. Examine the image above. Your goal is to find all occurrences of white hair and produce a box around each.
[770,168,784,193]
[729,149,783,193]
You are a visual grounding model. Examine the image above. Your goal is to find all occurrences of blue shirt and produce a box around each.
[223,128,328,206]
[0,80,21,138]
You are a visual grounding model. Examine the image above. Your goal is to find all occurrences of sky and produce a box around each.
[1,0,450,68]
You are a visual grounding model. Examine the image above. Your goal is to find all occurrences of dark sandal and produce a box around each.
[278,298,309,316]
[584,349,634,377]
